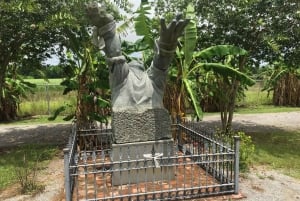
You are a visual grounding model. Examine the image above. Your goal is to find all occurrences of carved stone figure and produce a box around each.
[86,2,189,143]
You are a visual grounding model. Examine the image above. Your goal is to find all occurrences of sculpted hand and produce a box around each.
[159,14,190,50]
[86,2,114,28]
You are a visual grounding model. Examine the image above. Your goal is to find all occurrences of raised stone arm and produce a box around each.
[86,2,129,91]
[152,15,190,71]
[148,16,190,92]
[86,2,121,58]
[86,2,190,111]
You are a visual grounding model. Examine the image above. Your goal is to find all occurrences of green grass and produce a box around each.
[25,78,63,85]
[0,145,59,190]
[236,105,300,114]
[236,83,300,113]
[18,78,76,118]
[249,131,300,179]
[238,85,273,107]
[19,94,76,117]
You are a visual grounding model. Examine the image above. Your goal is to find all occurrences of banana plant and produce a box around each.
[48,26,111,128]
[262,60,300,106]
[2,68,37,121]
[167,3,200,120]
[170,4,255,126]
[131,2,255,128]
[192,45,255,131]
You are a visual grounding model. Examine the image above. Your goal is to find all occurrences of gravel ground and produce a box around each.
[0,111,300,201]
[201,111,300,201]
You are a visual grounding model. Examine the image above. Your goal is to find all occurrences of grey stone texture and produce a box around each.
[111,139,174,185]
[112,108,172,144]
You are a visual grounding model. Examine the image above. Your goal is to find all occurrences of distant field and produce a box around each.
[237,81,272,107]
[25,78,63,85]
[19,78,76,117]
[17,79,300,119]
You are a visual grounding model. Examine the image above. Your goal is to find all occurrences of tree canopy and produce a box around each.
[1,0,299,121]
[152,0,300,70]
[0,0,64,121]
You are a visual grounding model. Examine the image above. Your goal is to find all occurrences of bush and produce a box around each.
[236,131,255,171]
[216,130,255,172]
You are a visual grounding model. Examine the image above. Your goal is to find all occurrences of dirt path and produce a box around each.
[0,111,300,201]
[0,123,71,148]
[0,123,70,201]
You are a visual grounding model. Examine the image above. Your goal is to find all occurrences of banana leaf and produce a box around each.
[197,63,255,86]
[183,78,203,119]
[193,45,247,59]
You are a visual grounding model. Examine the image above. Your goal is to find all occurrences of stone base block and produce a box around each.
[111,139,174,186]
[112,108,172,144]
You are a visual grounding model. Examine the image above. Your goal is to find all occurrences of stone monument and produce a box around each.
[86,2,189,185]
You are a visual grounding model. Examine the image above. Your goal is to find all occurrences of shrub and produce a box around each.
[15,153,45,194]
[236,131,255,171]
[216,130,255,172]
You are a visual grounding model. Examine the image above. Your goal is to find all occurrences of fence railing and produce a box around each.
[64,120,240,201]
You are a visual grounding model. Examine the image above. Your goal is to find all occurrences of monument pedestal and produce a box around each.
[111,139,174,186]
[112,108,172,144]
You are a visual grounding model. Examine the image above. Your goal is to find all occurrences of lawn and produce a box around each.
[18,79,76,117]
[249,131,300,179]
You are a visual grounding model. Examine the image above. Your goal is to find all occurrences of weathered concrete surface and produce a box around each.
[112,108,172,144]
[111,139,174,185]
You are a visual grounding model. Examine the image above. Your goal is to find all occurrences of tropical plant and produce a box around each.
[133,2,256,131]
[46,0,134,128]
[3,64,37,120]
[163,3,200,121]
[194,45,255,131]
[0,0,63,121]
[262,62,300,107]
[165,4,255,132]
[152,0,300,111]
[48,16,111,129]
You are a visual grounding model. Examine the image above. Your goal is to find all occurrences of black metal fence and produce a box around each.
[64,121,240,201]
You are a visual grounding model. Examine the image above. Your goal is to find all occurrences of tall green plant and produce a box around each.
[192,45,255,131]
[48,0,133,127]
[169,4,255,127]
[262,61,300,107]
[171,3,201,119]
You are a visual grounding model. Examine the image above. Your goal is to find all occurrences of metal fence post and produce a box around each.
[176,115,183,146]
[234,136,241,194]
[64,148,71,201]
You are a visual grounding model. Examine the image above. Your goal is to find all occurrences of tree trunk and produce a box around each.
[273,72,300,106]
[0,62,18,122]
[76,74,90,129]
